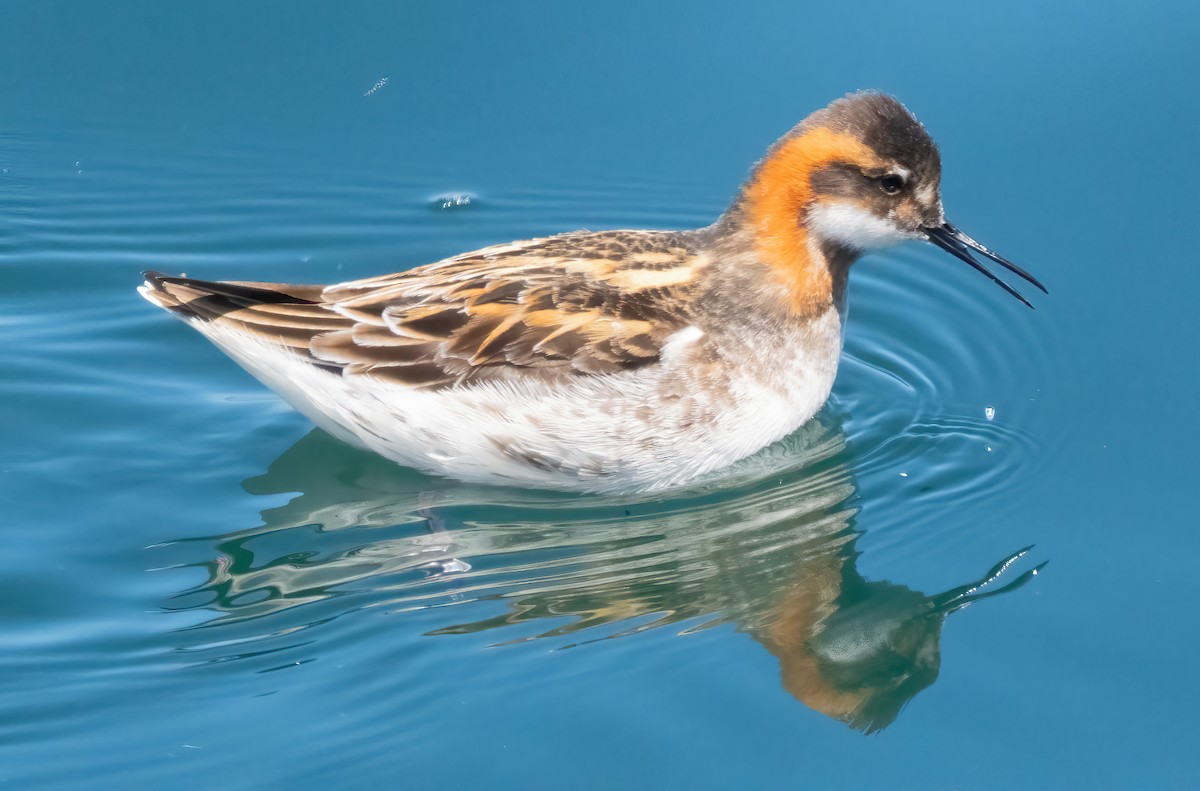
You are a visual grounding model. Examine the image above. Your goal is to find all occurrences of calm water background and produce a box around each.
[2,1,1198,787]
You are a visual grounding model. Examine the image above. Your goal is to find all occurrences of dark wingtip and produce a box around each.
[139,271,321,306]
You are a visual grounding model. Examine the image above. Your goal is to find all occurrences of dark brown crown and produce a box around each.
[801,92,941,184]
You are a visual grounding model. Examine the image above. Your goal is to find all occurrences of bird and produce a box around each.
[140,91,1046,494]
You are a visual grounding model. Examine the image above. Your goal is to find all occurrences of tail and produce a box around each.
[139,269,326,318]
[138,270,370,445]
[138,270,350,367]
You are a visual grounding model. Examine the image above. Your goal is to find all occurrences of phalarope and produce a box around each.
[140,92,1045,493]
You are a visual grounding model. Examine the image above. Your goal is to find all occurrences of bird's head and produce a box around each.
[731,92,1044,312]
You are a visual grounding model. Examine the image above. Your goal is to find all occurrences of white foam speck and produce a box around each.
[363,76,389,97]
[985,406,996,421]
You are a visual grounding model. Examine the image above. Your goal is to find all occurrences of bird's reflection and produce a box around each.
[169,418,1041,733]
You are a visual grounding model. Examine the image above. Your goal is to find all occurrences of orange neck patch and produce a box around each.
[742,127,879,315]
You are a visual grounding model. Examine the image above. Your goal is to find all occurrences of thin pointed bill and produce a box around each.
[930,545,1047,616]
[924,222,1047,309]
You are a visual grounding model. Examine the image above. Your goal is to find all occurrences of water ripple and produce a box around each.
[1,144,1050,737]
[147,411,1042,734]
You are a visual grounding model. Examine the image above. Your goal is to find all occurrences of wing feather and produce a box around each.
[144,230,705,390]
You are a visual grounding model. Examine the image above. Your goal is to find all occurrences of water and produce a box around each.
[2,1,1198,787]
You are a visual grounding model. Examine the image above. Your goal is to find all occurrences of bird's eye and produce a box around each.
[880,174,905,195]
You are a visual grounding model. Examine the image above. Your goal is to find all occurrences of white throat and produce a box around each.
[807,202,915,251]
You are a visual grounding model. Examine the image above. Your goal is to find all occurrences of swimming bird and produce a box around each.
[140,91,1045,493]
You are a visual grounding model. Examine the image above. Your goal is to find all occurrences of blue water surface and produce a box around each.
[2,1,1198,788]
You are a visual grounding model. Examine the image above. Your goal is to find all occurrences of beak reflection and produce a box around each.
[925,222,1047,309]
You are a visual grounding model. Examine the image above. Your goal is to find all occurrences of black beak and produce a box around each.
[930,545,1047,616]
[924,222,1047,309]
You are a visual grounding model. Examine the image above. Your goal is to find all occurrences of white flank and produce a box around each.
[139,277,845,494]
[662,325,704,358]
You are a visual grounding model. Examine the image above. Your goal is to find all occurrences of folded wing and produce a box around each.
[141,231,702,390]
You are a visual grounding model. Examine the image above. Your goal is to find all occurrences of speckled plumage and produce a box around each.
[140,92,1042,492]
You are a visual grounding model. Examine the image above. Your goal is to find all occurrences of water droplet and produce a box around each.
[899,472,908,478]
[984,406,996,421]
[431,192,476,210]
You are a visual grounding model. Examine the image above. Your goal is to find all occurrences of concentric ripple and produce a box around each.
[149,239,1053,678]
[1,129,1051,749]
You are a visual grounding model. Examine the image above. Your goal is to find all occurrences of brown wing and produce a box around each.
[142,230,706,389]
